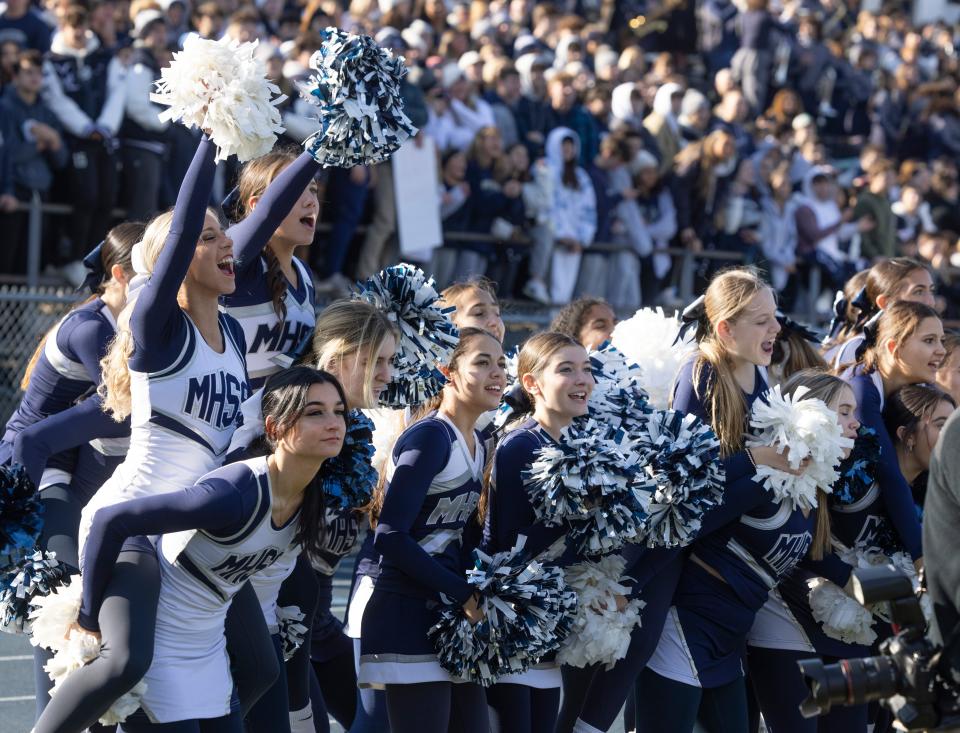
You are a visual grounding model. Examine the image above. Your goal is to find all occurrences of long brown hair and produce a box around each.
[692,267,771,457]
[781,369,849,560]
[856,301,941,375]
[235,149,299,322]
[863,257,930,319]
[21,222,143,391]
[884,383,956,453]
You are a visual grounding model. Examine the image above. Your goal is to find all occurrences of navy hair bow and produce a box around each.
[776,311,821,344]
[854,310,884,361]
[675,294,707,345]
[79,241,105,293]
[221,186,242,223]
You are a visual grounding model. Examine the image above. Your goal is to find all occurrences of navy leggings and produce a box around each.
[349,638,389,733]
[384,681,489,733]
[309,645,358,732]
[119,707,242,732]
[747,646,868,733]
[244,635,291,733]
[485,682,559,733]
[634,668,749,733]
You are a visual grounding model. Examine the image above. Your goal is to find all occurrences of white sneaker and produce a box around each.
[523,279,551,305]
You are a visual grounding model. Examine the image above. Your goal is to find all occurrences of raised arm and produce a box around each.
[128,135,216,364]
[228,152,321,271]
[78,468,254,631]
[374,423,474,604]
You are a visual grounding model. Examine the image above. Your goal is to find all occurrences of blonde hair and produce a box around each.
[515,331,582,415]
[692,267,771,457]
[780,369,848,561]
[308,300,398,409]
[98,210,180,421]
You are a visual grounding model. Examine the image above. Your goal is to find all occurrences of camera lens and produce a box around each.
[798,656,900,717]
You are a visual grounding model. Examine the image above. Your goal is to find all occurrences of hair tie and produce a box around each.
[855,310,884,361]
[78,241,106,293]
[825,290,847,341]
[221,186,242,222]
[675,294,707,345]
[776,311,820,344]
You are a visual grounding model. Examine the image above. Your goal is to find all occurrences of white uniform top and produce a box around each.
[143,457,299,722]
[79,314,249,559]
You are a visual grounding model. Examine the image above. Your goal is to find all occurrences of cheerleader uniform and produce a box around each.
[840,367,922,559]
[745,431,889,732]
[79,456,300,730]
[483,418,569,733]
[220,152,321,390]
[31,137,268,733]
[358,413,489,733]
[638,486,852,733]
[561,359,767,733]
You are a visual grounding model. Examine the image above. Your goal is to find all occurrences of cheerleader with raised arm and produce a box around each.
[358,328,506,733]
[482,331,594,733]
[73,367,347,732]
[28,135,259,733]
[564,268,803,733]
[838,300,945,563]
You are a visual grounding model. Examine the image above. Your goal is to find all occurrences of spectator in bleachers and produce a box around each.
[224,7,261,44]
[928,161,960,235]
[118,8,169,221]
[758,161,798,299]
[546,71,598,167]
[710,88,754,163]
[42,3,126,284]
[0,49,67,273]
[795,166,861,294]
[670,128,736,256]
[191,2,223,40]
[544,126,596,304]
[484,60,521,150]
[893,185,936,247]
[89,0,127,54]
[316,163,372,293]
[0,0,53,52]
[854,159,898,262]
[643,81,683,178]
[513,51,550,159]
[0,34,22,90]
[677,88,710,146]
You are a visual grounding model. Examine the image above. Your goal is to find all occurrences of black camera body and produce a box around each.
[798,565,960,731]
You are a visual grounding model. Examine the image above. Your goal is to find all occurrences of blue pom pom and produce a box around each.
[353,264,460,408]
[831,427,881,506]
[298,28,418,167]
[523,418,648,556]
[0,465,41,571]
[0,549,71,635]
[634,410,725,548]
[588,342,653,435]
[428,540,577,686]
[318,410,378,509]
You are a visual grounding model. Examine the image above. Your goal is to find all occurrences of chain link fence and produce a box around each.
[0,286,82,426]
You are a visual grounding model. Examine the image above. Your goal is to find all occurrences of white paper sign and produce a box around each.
[392,136,443,262]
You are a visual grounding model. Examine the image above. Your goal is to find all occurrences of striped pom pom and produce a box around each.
[0,464,41,572]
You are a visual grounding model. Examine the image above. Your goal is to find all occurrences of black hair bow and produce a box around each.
[854,310,884,362]
[675,295,707,345]
[78,241,105,293]
[776,311,821,344]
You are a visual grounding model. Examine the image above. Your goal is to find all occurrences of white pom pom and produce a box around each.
[808,577,877,646]
[365,406,408,476]
[610,308,694,409]
[29,579,82,652]
[747,386,854,510]
[557,556,644,670]
[151,36,286,162]
[277,605,308,661]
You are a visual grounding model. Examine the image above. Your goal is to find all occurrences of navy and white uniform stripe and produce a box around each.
[358,413,484,687]
[80,457,299,723]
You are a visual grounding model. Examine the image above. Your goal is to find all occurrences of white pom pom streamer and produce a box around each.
[277,605,308,661]
[298,28,417,167]
[151,36,286,162]
[836,546,933,627]
[365,407,408,475]
[610,308,694,409]
[807,577,877,646]
[557,555,644,669]
[747,386,853,511]
[30,579,146,724]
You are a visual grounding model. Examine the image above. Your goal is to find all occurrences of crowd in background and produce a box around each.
[3,0,960,314]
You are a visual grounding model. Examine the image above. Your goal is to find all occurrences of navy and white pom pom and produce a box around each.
[0,550,71,634]
[0,464,41,571]
[276,605,308,662]
[635,410,725,548]
[428,540,577,686]
[318,410,377,509]
[523,418,648,555]
[588,342,652,435]
[299,28,417,167]
[353,264,460,408]
[831,427,881,506]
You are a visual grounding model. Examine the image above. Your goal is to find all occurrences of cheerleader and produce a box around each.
[564,269,799,733]
[826,258,935,367]
[440,277,506,343]
[221,149,322,389]
[30,135,260,733]
[636,370,860,733]
[483,331,593,733]
[935,332,960,406]
[240,300,398,733]
[838,300,945,561]
[548,297,617,351]
[74,367,347,731]
[358,327,506,733]
[884,383,956,514]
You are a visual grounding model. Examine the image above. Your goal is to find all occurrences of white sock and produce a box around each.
[289,703,314,733]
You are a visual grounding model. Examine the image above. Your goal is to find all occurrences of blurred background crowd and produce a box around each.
[3,0,960,316]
